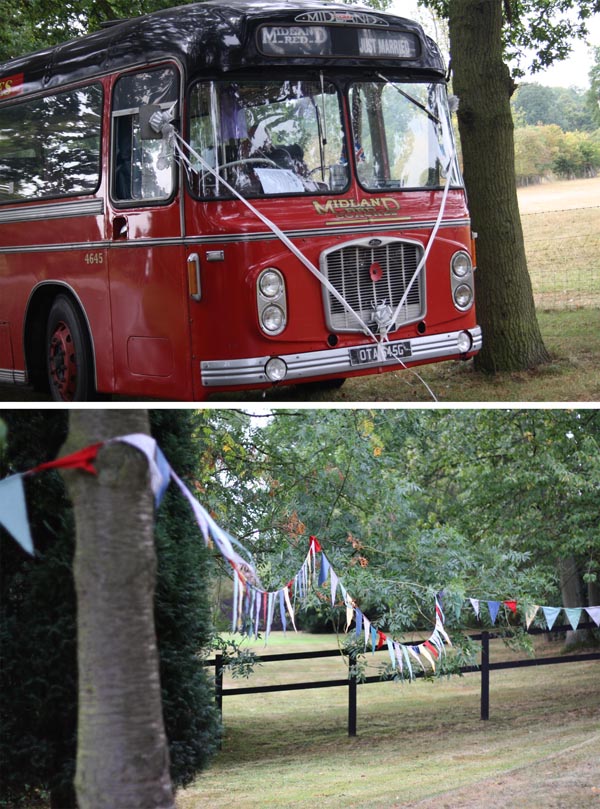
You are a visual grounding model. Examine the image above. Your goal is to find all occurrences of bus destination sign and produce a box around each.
[358,30,419,59]
[258,25,419,60]
[259,25,331,56]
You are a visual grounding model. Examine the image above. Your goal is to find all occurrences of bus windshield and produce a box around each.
[189,78,348,198]
[349,80,460,191]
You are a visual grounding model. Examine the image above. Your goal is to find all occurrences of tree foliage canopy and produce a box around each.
[198,409,600,634]
[422,0,600,78]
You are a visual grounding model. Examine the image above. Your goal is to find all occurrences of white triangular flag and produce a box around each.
[0,474,34,555]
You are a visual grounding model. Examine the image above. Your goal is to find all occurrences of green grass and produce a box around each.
[522,206,600,308]
[211,308,600,402]
[180,633,600,808]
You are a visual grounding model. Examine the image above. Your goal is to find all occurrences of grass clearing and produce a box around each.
[180,633,599,808]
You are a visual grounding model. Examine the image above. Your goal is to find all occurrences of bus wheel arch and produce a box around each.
[25,285,99,401]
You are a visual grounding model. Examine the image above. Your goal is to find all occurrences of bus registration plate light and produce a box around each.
[349,340,411,367]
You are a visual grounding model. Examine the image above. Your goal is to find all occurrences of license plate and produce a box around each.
[349,340,412,366]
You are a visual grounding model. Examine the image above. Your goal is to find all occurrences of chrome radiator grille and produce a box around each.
[321,238,425,333]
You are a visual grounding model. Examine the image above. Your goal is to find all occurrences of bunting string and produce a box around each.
[1,434,598,682]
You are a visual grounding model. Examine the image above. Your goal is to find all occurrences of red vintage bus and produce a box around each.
[0,0,481,401]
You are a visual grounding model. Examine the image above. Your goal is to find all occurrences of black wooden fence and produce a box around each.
[207,622,599,737]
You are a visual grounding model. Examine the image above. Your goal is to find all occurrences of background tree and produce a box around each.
[588,45,600,127]
[202,409,599,640]
[0,0,199,60]
[422,0,598,371]
[512,83,597,131]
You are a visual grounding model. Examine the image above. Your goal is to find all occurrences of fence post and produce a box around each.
[215,653,224,748]
[348,649,357,737]
[480,631,490,721]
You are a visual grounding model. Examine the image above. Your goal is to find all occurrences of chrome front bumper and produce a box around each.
[201,326,482,388]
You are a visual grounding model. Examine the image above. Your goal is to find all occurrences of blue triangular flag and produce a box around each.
[355,609,363,638]
[154,446,172,507]
[487,601,501,624]
[542,606,561,630]
[318,553,330,587]
[279,589,287,633]
[564,607,582,631]
[0,474,34,555]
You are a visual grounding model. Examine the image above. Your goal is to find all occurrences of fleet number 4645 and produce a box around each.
[84,252,104,265]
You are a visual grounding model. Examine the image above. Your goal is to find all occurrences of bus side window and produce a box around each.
[111,67,179,204]
[0,86,102,202]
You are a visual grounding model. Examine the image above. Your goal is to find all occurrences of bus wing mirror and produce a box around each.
[139,105,163,139]
[139,104,178,140]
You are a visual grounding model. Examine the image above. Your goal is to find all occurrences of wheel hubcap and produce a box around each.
[48,321,77,400]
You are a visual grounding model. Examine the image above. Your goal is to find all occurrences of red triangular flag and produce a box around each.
[504,600,518,615]
[28,443,103,476]
[309,535,322,553]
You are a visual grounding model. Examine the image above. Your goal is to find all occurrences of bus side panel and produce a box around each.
[107,241,192,400]
[0,211,114,390]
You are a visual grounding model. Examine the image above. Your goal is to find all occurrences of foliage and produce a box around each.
[588,46,600,127]
[0,0,199,61]
[0,412,76,809]
[150,411,221,787]
[200,409,599,640]
[512,83,597,131]
[422,0,600,78]
[514,123,600,183]
[0,410,220,806]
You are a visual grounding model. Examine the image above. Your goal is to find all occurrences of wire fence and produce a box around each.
[522,205,600,311]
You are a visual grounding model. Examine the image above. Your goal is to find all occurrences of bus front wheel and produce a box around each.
[46,295,95,402]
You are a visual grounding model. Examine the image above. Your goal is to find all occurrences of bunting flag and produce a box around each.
[0,474,34,555]
[2,434,598,682]
[466,598,597,634]
[487,601,501,625]
[525,605,539,629]
[27,442,103,477]
[564,607,582,631]
[586,606,600,627]
[542,606,561,631]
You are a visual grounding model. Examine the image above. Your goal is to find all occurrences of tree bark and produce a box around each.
[62,410,174,809]
[449,0,550,372]
[558,555,586,648]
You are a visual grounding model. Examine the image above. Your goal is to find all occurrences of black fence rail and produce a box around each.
[207,622,599,737]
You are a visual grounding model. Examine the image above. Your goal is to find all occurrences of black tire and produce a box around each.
[46,295,96,402]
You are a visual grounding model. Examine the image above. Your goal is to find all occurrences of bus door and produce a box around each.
[107,65,191,399]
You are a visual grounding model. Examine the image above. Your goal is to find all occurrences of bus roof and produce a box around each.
[0,0,445,100]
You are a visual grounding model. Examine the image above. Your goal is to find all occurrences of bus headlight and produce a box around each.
[450,250,474,311]
[453,284,473,310]
[261,304,285,334]
[257,268,287,335]
[259,269,284,298]
[451,251,472,278]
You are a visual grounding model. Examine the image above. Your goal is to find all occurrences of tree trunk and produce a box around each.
[448,0,550,372]
[62,410,174,809]
[558,555,586,648]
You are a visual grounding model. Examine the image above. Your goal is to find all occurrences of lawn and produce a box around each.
[179,632,600,808]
